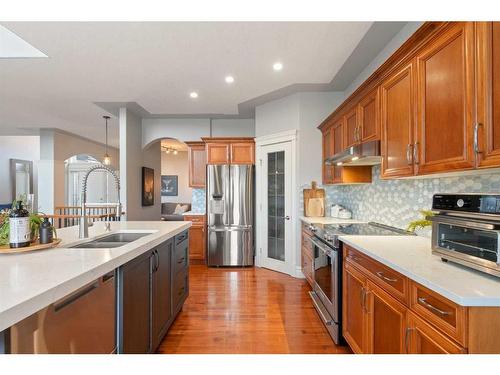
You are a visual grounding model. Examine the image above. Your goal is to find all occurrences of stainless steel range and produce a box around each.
[308,222,412,344]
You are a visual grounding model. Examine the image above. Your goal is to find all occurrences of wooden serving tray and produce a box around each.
[0,238,62,254]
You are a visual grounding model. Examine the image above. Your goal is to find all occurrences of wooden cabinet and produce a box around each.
[152,240,173,350]
[415,22,476,174]
[206,142,230,164]
[301,223,314,287]
[406,311,465,354]
[343,261,367,353]
[184,214,206,264]
[318,22,500,180]
[366,280,407,354]
[343,244,500,354]
[119,250,152,354]
[185,142,206,188]
[203,138,255,165]
[476,22,500,168]
[118,234,188,353]
[381,62,415,178]
[358,88,380,142]
[322,126,335,184]
[230,142,255,164]
[344,107,359,148]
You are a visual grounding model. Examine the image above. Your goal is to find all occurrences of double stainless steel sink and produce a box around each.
[69,232,151,249]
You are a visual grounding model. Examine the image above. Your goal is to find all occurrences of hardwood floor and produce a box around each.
[158,265,352,354]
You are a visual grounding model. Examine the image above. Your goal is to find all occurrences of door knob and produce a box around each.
[282,216,291,220]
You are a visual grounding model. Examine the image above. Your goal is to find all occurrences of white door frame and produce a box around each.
[255,130,297,277]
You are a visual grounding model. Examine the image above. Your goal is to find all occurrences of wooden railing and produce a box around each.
[46,204,123,228]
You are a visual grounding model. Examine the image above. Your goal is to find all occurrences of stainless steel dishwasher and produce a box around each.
[9,271,116,354]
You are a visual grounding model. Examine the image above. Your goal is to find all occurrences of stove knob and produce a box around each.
[457,199,465,208]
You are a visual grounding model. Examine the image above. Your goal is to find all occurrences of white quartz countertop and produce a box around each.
[339,235,500,307]
[0,221,191,331]
[182,211,206,216]
[300,216,365,225]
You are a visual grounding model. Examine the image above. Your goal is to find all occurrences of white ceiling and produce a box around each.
[0,22,376,146]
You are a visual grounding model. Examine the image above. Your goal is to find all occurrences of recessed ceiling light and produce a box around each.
[273,62,283,71]
[225,75,234,84]
[189,92,198,99]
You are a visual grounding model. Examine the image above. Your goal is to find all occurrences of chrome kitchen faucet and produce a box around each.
[79,164,121,239]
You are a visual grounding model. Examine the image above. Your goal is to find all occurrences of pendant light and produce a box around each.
[102,115,111,165]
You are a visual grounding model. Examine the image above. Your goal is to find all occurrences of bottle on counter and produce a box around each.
[9,201,31,248]
[39,217,53,244]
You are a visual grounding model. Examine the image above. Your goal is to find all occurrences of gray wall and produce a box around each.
[161,151,192,204]
[142,117,255,148]
[0,136,40,205]
[120,108,161,221]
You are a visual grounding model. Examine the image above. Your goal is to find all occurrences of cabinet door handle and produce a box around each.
[474,123,483,154]
[177,257,185,264]
[417,297,451,316]
[376,271,398,283]
[405,327,414,353]
[413,142,419,165]
[360,287,367,312]
[406,144,413,165]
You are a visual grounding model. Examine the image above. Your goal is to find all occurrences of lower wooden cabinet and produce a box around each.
[343,244,500,354]
[300,224,314,287]
[344,256,463,354]
[184,215,206,264]
[406,311,465,354]
[366,280,407,354]
[117,232,189,354]
[343,261,367,353]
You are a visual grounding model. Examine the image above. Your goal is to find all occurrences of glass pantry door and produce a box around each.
[260,141,292,274]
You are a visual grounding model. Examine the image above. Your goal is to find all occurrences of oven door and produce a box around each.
[311,238,339,322]
[431,216,500,276]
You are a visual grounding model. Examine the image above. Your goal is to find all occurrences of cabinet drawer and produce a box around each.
[409,281,467,346]
[175,230,189,246]
[301,251,314,287]
[184,215,206,223]
[302,223,314,237]
[301,231,314,258]
[173,238,189,274]
[172,270,188,310]
[344,245,409,305]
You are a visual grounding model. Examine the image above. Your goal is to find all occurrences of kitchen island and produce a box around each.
[0,220,191,354]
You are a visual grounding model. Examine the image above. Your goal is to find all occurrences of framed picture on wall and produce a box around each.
[142,167,155,206]
[161,175,178,196]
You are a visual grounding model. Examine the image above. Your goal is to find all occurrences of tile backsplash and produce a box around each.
[313,166,500,234]
[191,188,206,213]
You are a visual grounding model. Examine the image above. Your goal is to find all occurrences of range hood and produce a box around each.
[325,140,381,166]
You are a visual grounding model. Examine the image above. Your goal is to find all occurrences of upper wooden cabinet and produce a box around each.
[476,22,500,168]
[415,22,476,174]
[230,142,255,164]
[381,62,415,178]
[185,142,207,188]
[205,142,230,164]
[344,107,359,148]
[322,126,335,184]
[358,88,380,142]
[203,138,255,165]
[321,117,372,185]
[319,22,500,180]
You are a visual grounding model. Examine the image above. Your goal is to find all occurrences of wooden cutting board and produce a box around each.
[303,181,325,217]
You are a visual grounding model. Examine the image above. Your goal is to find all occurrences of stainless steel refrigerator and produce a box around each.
[206,164,254,266]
